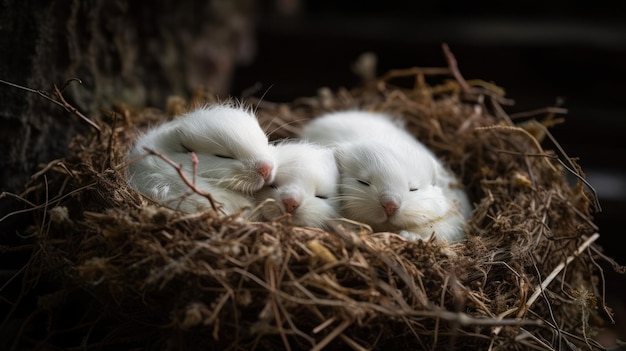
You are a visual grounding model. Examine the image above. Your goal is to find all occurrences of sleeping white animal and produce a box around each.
[300,110,471,243]
[126,102,276,215]
[255,140,340,229]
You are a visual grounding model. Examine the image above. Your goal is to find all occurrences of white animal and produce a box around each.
[300,110,471,242]
[256,140,340,229]
[301,110,409,146]
[126,103,276,215]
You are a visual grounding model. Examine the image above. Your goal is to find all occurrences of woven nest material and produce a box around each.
[16,53,621,350]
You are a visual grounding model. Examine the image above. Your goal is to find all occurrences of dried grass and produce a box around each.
[4,46,622,350]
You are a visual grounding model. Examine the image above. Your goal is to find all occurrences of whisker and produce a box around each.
[253,84,274,115]
[266,118,311,139]
[238,82,264,104]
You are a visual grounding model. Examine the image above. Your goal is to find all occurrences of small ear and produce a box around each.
[173,124,195,146]
[432,159,451,183]
[332,147,346,169]
[173,124,186,138]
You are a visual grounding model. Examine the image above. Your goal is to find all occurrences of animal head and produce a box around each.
[256,141,340,228]
[159,103,276,193]
[334,140,458,235]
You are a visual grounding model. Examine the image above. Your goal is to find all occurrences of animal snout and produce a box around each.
[282,197,300,213]
[380,196,400,217]
[256,161,274,181]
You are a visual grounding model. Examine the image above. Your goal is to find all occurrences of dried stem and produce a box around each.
[441,43,515,106]
[379,67,452,81]
[510,107,569,120]
[310,319,352,351]
[520,233,600,317]
[141,147,220,212]
[1,180,96,227]
[474,125,557,172]
[533,122,601,211]
[441,43,472,93]
[0,78,101,134]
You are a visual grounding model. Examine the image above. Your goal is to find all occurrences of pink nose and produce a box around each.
[256,161,273,180]
[283,197,300,213]
[381,198,399,216]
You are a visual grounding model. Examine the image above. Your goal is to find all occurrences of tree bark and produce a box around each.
[0,0,257,250]
[0,0,255,197]
[0,2,256,346]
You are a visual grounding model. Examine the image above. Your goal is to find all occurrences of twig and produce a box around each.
[510,107,568,120]
[307,303,367,351]
[191,152,198,185]
[441,43,471,93]
[441,44,515,106]
[586,240,626,274]
[514,328,557,351]
[29,159,75,180]
[267,262,292,351]
[0,78,101,134]
[312,317,337,334]
[235,267,542,327]
[495,149,601,212]
[141,147,219,211]
[520,233,600,317]
[379,67,452,82]
[489,95,515,126]
[474,125,557,172]
[585,241,616,324]
[310,319,352,351]
[52,83,101,133]
[526,307,609,350]
[338,334,369,351]
[0,191,38,209]
[0,182,96,223]
[58,77,82,93]
[533,122,601,211]
[465,79,506,97]
[530,254,562,348]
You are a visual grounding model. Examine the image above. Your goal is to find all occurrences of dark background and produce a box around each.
[231,1,626,262]
[1,0,624,347]
[231,1,626,340]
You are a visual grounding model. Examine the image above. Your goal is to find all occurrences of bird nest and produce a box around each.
[15,50,620,350]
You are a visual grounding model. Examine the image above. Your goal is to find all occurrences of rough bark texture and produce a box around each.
[0,0,255,197]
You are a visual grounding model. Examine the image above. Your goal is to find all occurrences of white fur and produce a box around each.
[126,103,276,215]
[255,140,340,229]
[301,110,471,243]
[302,110,417,147]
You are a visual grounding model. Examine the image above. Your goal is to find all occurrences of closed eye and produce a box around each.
[315,195,328,200]
[357,180,370,186]
[215,154,234,159]
[181,144,193,153]
[410,187,418,192]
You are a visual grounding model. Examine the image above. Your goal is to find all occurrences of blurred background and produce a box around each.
[234,1,626,345]
[1,0,624,347]
[233,1,626,255]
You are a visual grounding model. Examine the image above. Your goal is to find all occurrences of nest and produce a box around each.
[14,50,620,350]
